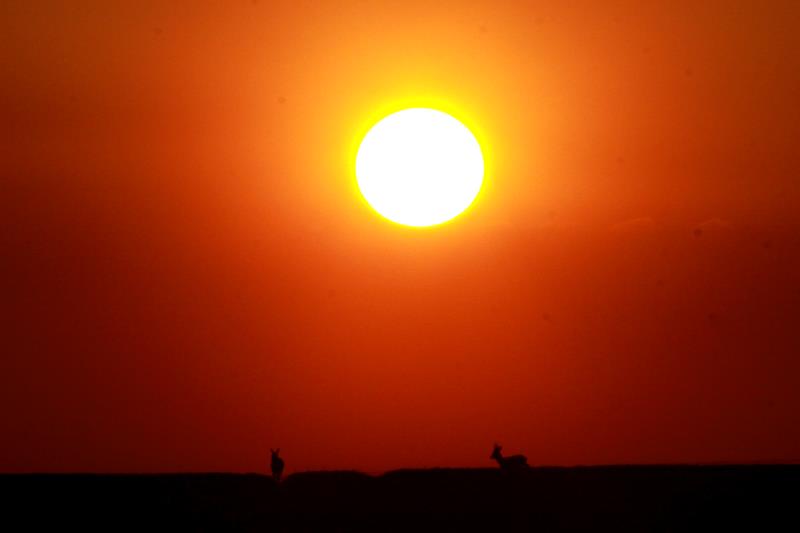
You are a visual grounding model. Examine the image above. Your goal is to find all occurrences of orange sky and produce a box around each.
[2,1,799,473]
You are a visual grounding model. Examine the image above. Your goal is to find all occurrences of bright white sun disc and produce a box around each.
[355,108,484,227]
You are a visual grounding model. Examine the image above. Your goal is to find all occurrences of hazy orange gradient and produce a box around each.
[2,1,799,473]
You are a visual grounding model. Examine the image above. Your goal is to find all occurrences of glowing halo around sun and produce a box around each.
[355,108,485,227]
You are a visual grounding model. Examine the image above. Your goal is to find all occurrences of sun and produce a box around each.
[355,108,484,227]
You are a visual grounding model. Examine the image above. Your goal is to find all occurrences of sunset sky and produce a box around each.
[2,1,799,473]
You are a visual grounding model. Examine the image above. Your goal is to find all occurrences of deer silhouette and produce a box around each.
[270,448,284,482]
[491,443,529,470]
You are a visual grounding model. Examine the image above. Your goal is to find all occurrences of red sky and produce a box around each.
[2,1,799,473]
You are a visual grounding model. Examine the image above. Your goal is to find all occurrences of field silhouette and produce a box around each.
[2,465,798,531]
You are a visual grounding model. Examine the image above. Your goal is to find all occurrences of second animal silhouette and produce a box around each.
[491,443,529,470]
[270,448,284,482]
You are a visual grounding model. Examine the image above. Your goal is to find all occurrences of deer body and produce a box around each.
[491,444,529,470]
[270,449,284,482]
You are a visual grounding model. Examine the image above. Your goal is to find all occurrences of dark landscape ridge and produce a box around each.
[2,465,798,531]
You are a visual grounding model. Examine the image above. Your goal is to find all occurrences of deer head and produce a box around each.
[491,443,503,460]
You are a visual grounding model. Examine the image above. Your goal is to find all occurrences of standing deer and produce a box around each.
[270,448,284,482]
[491,443,529,470]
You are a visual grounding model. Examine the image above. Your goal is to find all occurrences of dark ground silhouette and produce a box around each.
[1,465,798,531]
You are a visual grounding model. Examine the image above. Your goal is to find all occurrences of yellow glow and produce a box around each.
[355,108,484,227]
